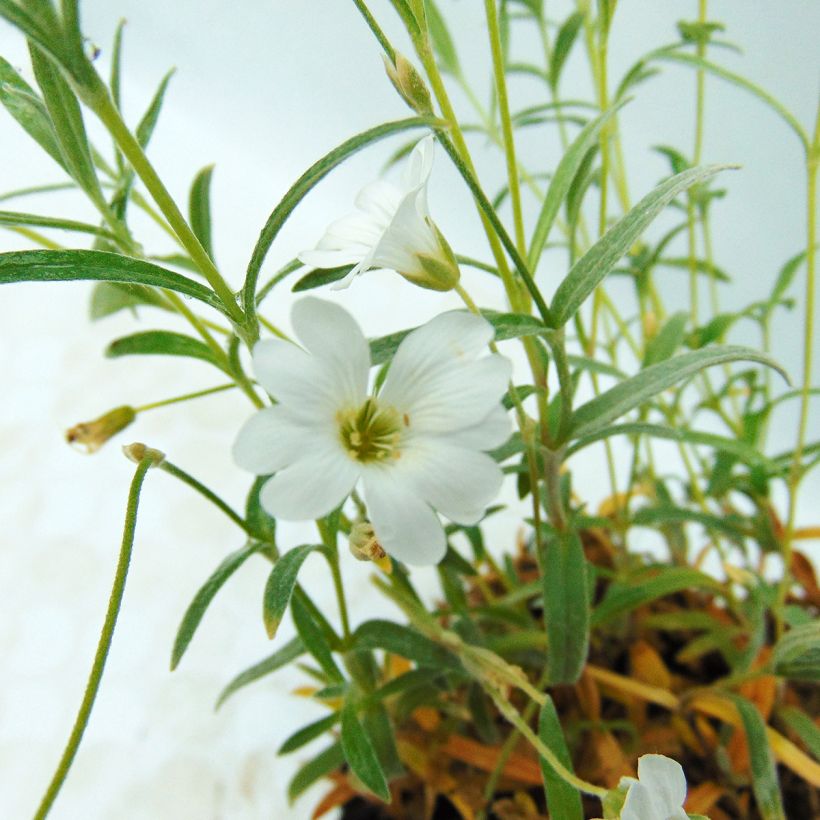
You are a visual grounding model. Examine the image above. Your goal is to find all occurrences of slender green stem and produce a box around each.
[89,91,244,326]
[484,0,527,256]
[159,461,251,535]
[134,383,237,413]
[318,519,352,640]
[33,457,154,820]
[351,0,395,62]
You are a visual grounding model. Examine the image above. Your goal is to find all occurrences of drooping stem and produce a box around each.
[33,457,154,820]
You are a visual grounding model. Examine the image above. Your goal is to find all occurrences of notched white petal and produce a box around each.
[232,406,311,475]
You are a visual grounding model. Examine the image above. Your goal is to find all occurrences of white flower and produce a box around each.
[298,136,460,292]
[620,755,689,820]
[233,297,511,565]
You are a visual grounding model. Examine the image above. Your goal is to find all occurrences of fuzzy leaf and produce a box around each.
[287,741,345,803]
[189,164,215,260]
[341,704,391,802]
[538,697,584,819]
[353,620,462,670]
[262,544,320,639]
[105,329,226,371]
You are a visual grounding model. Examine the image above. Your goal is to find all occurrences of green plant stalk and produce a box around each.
[158,460,251,534]
[134,383,237,413]
[87,90,244,327]
[33,456,153,820]
[781,114,819,625]
[352,0,395,63]
[318,519,352,641]
[484,0,527,257]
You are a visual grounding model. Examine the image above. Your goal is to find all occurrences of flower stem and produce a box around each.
[484,0,527,257]
[88,91,244,326]
[351,0,395,63]
[134,383,237,413]
[33,456,154,820]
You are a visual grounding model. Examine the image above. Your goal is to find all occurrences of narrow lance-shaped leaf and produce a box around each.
[242,116,437,319]
[89,282,170,321]
[538,697,584,820]
[544,530,590,684]
[262,544,320,639]
[171,542,261,670]
[290,591,344,683]
[353,620,462,670]
[215,636,304,709]
[528,103,624,269]
[727,693,786,820]
[771,621,820,681]
[105,329,228,372]
[287,741,345,804]
[550,164,732,326]
[642,310,688,367]
[549,11,585,90]
[189,164,215,260]
[0,56,66,170]
[0,210,117,239]
[569,346,788,440]
[425,0,461,76]
[0,249,227,313]
[135,68,175,148]
[341,704,391,803]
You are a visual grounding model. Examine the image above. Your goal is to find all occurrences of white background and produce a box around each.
[1,1,818,818]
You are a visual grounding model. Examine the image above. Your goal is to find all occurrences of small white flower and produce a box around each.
[233,297,511,565]
[620,754,689,820]
[298,136,460,291]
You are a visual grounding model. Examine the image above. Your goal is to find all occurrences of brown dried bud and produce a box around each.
[383,52,433,115]
[122,442,166,467]
[66,405,136,454]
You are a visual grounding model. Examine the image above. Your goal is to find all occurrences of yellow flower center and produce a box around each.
[338,398,402,463]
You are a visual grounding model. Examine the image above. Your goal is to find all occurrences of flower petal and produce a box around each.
[291,297,370,406]
[637,755,687,815]
[362,468,446,565]
[402,135,435,190]
[354,179,403,221]
[252,339,337,420]
[620,781,659,820]
[232,406,315,475]
[398,441,503,525]
[382,351,511,434]
[446,404,511,450]
[259,446,358,521]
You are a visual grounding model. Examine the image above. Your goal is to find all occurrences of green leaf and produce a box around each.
[538,697,583,820]
[528,103,624,269]
[136,68,175,148]
[771,621,820,681]
[291,264,354,292]
[353,620,462,670]
[567,421,777,471]
[245,477,277,545]
[0,249,226,313]
[242,116,436,319]
[279,711,341,755]
[544,531,589,684]
[287,740,345,803]
[570,346,788,439]
[262,544,320,639]
[89,281,169,320]
[171,542,260,670]
[105,329,227,371]
[727,694,786,820]
[643,310,688,367]
[632,505,749,540]
[591,566,722,627]
[216,636,304,708]
[775,706,820,759]
[341,704,391,803]
[28,45,103,205]
[0,209,116,239]
[109,19,126,111]
[0,55,65,170]
[425,0,461,76]
[549,11,584,89]
[291,592,343,683]
[189,164,215,260]
[550,165,731,326]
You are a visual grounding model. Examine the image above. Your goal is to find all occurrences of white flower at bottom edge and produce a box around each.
[233,297,511,565]
[619,754,689,820]
[298,135,460,292]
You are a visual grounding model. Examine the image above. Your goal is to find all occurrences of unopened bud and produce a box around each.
[383,52,433,115]
[405,224,461,292]
[349,521,392,572]
[66,405,136,453]
[642,311,658,340]
[122,442,166,467]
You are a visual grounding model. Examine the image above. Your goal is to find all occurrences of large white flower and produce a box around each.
[620,754,689,820]
[298,135,460,292]
[233,297,511,565]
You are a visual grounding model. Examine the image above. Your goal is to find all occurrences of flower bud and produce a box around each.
[406,224,461,292]
[66,405,136,453]
[122,442,166,467]
[349,521,392,572]
[383,52,433,115]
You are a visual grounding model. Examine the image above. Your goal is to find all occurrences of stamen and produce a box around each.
[338,398,402,462]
